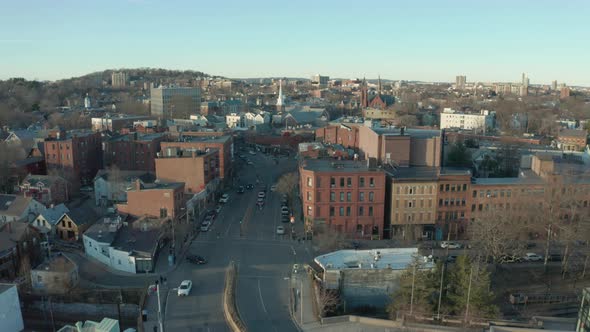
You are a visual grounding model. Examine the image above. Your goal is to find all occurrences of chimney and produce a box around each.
[135,179,141,191]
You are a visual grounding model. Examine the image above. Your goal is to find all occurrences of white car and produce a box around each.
[281,206,289,215]
[276,226,285,235]
[215,205,222,213]
[257,191,266,199]
[270,185,277,192]
[177,280,192,296]
[200,221,211,232]
[249,151,256,155]
[523,253,543,262]
[440,241,462,249]
[219,194,229,204]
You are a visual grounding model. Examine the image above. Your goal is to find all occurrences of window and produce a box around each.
[445,184,450,191]
[316,192,321,202]
[340,178,345,187]
[395,200,399,208]
[369,192,374,202]
[408,201,413,208]
[317,177,321,188]
[369,206,374,216]
[359,177,365,187]
[160,208,168,218]
[461,199,466,206]
[68,221,72,228]
[359,192,365,201]
[440,184,444,192]
[507,190,511,197]
[307,206,312,216]
[473,190,477,198]
[463,184,467,191]
[428,200,432,208]
[330,177,335,187]
[444,199,449,206]
[359,206,364,216]
[307,191,312,201]
[307,177,313,187]
[339,207,344,216]
[451,185,455,192]
[346,206,351,216]
[439,199,443,207]
[369,178,375,187]
[330,207,335,216]
[347,177,352,187]
[347,192,351,202]
[409,187,414,195]
[500,190,505,197]
[340,192,344,202]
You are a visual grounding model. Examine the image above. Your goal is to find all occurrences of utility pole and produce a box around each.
[437,262,445,321]
[157,284,164,332]
[300,280,304,324]
[465,265,474,322]
[544,224,551,272]
[410,263,416,315]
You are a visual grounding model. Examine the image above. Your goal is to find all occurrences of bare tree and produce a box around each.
[316,284,341,318]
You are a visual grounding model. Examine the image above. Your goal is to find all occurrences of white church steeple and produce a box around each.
[276,79,285,112]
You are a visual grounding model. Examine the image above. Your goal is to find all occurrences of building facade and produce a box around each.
[111,72,128,88]
[155,148,219,194]
[440,108,495,132]
[315,125,360,149]
[300,159,386,239]
[102,133,166,172]
[116,181,185,220]
[150,85,201,120]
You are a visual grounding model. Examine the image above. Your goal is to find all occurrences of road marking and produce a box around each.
[257,279,268,314]
[291,246,296,256]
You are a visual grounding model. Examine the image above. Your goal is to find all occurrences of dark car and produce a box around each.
[206,210,217,220]
[281,215,290,223]
[237,186,245,194]
[187,255,207,265]
[446,255,458,263]
[246,184,254,190]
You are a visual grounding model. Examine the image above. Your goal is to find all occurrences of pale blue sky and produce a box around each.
[1,0,589,85]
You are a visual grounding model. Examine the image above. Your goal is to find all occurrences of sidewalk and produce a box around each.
[291,265,321,331]
[143,282,170,332]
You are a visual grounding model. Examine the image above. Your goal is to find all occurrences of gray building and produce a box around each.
[150,85,201,120]
[31,253,79,294]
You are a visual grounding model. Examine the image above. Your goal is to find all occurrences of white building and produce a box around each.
[0,284,24,332]
[30,203,69,236]
[189,114,209,127]
[226,113,245,129]
[440,108,495,132]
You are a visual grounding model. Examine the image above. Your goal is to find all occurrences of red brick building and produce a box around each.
[103,133,166,172]
[160,134,232,181]
[155,148,219,194]
[436,169,472,238]
[117,180,185,220]
[43,129,102,185]
[556,129,587,151]
[17,174,70,206]
[315,125,360,149]
[299,159,386,239]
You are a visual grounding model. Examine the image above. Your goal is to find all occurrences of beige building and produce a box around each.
[111,72,128,88]
[31,253,79,293]
[150,85,201,120]
[390,167,439,240]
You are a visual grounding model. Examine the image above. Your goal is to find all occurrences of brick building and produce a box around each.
[315,125,360,149]
[556,129,587,151]
[299,159,386,239]
[436,169,472,239]
[43,129,102,185]
[160,134,232,181]
[155,148,219,194]
[117,180,185,220]
[102,133,166,172]
[17,174,70,206]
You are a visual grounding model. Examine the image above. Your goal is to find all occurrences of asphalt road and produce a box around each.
[164,148,307,332]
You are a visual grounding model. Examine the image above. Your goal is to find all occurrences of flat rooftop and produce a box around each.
[372,127,441,138]
[474,170,545,186]
[301,159,383,173]
[390,166,439,180]
[172,135,231,144]
[314,248,431,271]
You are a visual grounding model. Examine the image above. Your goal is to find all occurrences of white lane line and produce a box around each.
[257,279,268,314]
[291,246,296,256]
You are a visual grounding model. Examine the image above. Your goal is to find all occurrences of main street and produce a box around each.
[164,146,309,331]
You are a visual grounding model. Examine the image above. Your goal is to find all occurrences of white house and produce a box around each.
[440,108,495,132]
[0,284,24,332]
[0,194,46,224]
[226,113,245,129]
[31,203,69,236]
[189,114,209,126]
[93,170,155,206]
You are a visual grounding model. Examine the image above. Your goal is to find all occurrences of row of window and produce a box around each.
[308,205,376,217]
[437,211,465,221]
[396,185,435,195]
[393,212,433,223]
[394,199,433,209]
[306,176,376,188]
[473,189,513,198]
[311,191,375,202]
[440,183,469,192]
[439,198,467,207]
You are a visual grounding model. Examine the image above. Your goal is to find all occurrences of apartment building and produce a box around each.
[111,72,128,88]
[43,129,102,185]
[556,129,587,152]
[299,159,386,239]
[440,108,495,132]
[155,147,219,194]
[436,169,472,239]
[102,133,166,172]
[315,124,360,149]
[150,85,201,119]
[116,180,185,220]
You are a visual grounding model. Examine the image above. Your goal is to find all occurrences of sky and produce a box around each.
[1,0,589,85]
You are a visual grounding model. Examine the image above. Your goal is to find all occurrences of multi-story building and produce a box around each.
[150,85,201,120]
[311,74,329,87]
[556,129,587,151]
[91,114,154,132]
[299,159,386,239]
[436,168,472,239]
[17,174,70,206]
[43,129,103,185]
[160,133,232,181]
[440,108,495,132]
[226,113,245,129]
[389,167,438,240]
[111,72,128,88]
[117,180,185,220]
[455,75,466,90]
[102,133,166,172]
[93,170,155,206]
[155,148,219,194]
[315,125,360,149]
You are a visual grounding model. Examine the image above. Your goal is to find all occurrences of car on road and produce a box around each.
[258,191,266,199]
[187,255,207,265]
[281,206,289,215]
[219,194,230,203]
[522,253,543,262]
[276,226,285,235]
[246,184,254,190]
[270,185,277,192]
[446,255,459,263]
[215,205,222,213]
[237,186,245,194]
[440,241,462,249]
[239,154,246,159]
[203,215,214,224]
[80,186,94,193]
[257,197,265,206]
[281,215,290,223]
[177,280,192,296]
[247,160,254,165]
[200,221,211,232]
[249,151,256,155]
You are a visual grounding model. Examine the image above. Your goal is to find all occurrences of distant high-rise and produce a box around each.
[560,86,570,99]
[111,72,128,88]
[455,75,466,90]
[150,85,201,120]
[520,73,529,97]
[276,79,285,112]
[84,93,91,109]
[551,80,558,91]
[311,74,329,87]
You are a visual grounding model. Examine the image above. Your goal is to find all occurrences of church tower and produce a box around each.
[360,77,368,108]
[276,79,285,112]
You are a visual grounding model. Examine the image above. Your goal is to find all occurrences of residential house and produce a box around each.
[55,208,99,241]
[189,114,209,126]
[93,169,156,206]
[30,203,70,238]
[0,221,43,277]
[17,174,70,206]
[31,253,79,293]
[226,113,245,129]
[0,284,24,332]
[283,106,329,127]
[0,194,46,223]
[556,128,588,151]
[0,234,18,280]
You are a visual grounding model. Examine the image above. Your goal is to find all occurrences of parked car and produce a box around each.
[203,215,214,224]
[187,255,207,265]
[246,184,254,190]
[237,186,245,194]
[249,151,256,155]
[200,222,211,232]
[440,241,462,249]
[548,253,563,262]
[247,160,254,165]
[446,255,458,263]
[281,206,289,215]
[258,191,266,199]
[270,185,277,192]
[281,215,290,223]
[276,226,285,235]
[257,197,265,206]
[219,194,230,203]
[177,280,193,296]
[522,253,543,262]
[215,205,222,213]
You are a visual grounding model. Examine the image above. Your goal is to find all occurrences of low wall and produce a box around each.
[223,261,247,332]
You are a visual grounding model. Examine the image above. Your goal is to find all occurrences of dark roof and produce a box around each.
[37,204,69,226]
[559,129,587,138]
[84,222,118,244]
[62,207,99,227]
[111,224,161,258]
[1,221,35,242]
[0,195,17,212]
[22,175,65,187]
[33,253,76,273]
